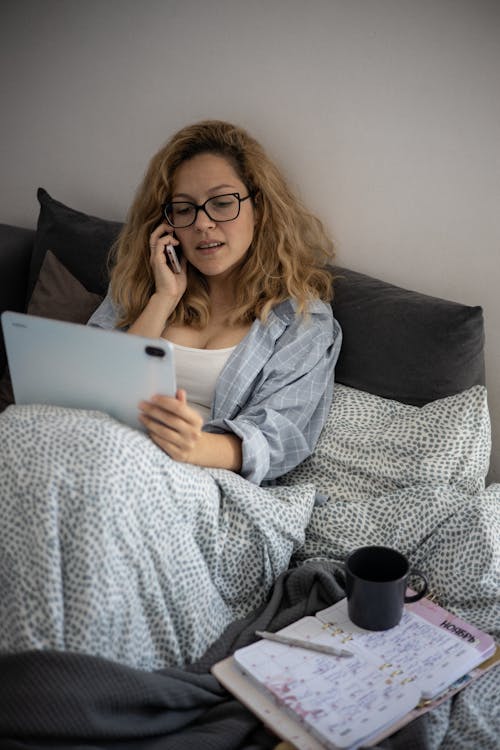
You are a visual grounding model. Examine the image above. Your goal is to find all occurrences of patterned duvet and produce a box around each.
[0,384,498,747]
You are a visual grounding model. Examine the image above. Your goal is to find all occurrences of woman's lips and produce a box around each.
[196,241,224,255]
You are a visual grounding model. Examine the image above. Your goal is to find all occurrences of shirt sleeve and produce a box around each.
[206,306,342,485]
[87,286,120,329]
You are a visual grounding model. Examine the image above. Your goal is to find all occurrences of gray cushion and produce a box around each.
[331,267,485,406]
[27,188,123,303]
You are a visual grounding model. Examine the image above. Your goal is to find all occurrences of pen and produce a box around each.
[255,630,353,658]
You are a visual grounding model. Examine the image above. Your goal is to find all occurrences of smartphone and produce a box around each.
[164,243,182,273]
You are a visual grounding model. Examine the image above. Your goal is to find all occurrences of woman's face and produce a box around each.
[170,153,256,282]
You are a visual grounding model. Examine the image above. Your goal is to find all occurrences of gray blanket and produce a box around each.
[0,405,317,669]
[0,560,497,749]
[0,561,344,750]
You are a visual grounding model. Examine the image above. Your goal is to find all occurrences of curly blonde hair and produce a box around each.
[110,120,335,328]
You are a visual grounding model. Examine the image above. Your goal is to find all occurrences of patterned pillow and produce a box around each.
[279,384,491,499]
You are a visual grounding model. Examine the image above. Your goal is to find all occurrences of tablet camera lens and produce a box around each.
[145,346,165,358]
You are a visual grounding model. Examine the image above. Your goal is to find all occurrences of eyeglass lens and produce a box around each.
[165,194,241,228]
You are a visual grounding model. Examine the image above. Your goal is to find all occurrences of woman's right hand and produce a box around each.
[127,224,187,338]
[149,222,187,301]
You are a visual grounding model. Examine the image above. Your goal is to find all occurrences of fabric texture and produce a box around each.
[332,266,485,405]
[0,561,346,750]
[0,404,317,670]
[172,342,236,422]
[27,188,122,303]
[0,386,498,749]
[89,294,342,485]
[0,532,498,749]
[279,384,491,501]
[27,249,104,321]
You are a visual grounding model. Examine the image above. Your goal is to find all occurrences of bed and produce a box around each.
[0,188,498,749]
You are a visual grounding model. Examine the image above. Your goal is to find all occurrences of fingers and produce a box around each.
[149,222,178,250]
[138,392,204,461]
[140,400,201,436]
[149,224,179,263]
[141,417,188,453]
[176,388,187,405]
[147,225,187,297]
[141,391,195,423]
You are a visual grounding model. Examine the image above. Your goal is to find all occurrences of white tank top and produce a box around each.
[171,342,236,422]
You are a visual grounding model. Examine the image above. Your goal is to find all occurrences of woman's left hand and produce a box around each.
[138,389,204,463]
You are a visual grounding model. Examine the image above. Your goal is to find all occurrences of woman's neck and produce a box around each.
[207,278,237,315]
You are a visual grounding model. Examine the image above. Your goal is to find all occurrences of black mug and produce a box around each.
[339,545,429,631]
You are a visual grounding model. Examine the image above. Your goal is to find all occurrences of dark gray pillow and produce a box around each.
[26,188,123,304]
[331,266,485,406]
[27,250,104,321]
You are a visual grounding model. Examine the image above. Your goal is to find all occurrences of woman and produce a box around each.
[0,120,341,669]
[89,119,342,484]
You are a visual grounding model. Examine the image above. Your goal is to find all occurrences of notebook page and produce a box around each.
[317,599,481,699]
[212,656,327,750]
[234,616,420,750]
[406,596,495,659]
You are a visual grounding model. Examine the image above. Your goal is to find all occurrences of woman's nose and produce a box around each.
[193,207,216,231]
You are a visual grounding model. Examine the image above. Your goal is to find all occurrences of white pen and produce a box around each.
[255,630,353,658]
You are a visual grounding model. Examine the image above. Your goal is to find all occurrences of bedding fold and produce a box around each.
[0,404,316,669]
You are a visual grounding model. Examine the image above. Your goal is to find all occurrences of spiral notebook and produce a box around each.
[212,596,497,750]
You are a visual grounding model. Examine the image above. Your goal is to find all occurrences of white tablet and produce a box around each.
[1,311,176,431]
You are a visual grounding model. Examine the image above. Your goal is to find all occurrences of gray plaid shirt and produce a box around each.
[88,292,341,484]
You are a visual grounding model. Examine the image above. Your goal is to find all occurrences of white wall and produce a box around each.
[1,0,499,481]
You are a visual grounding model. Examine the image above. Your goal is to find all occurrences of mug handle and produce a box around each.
[404,568,429,603]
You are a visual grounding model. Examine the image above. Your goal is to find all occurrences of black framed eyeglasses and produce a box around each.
[162,192,253,229]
